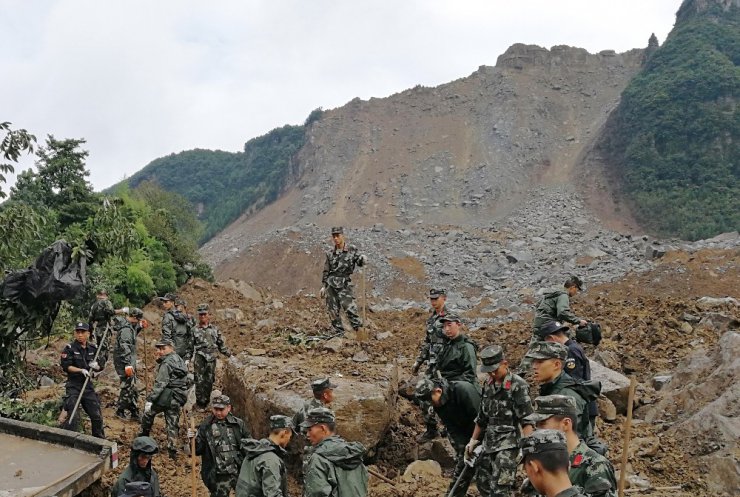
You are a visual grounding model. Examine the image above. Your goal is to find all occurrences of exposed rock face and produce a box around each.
[222,355,398,451]
[644,330,740,496]
[590,360,631,414]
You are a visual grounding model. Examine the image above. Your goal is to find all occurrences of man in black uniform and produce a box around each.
[60,322,105,438]
[538,321,598,429]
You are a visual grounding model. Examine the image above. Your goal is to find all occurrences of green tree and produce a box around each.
[0,122,36,199]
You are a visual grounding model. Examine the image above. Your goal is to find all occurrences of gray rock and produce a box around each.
[652,375,672,391]
[39,375,55,387]
[696,296,739,310]
[352,351,370,362]
[590,360,631,414]
[255,318,275,329]
[216,308,245,322]
[401,460,442,482]
[323,338,344,353]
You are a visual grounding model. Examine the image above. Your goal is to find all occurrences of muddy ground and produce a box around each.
[17,248,739,497]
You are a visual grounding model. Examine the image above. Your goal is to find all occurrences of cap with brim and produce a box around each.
[517,429,567,464]
[300,407,336,428]
[479,345,504,373]
[160,292,177,301]
[535,321,570,339]
[269,415,295,431]
[211,394,231,408]
[331,227,344,235]
[311,377,338,392]
[74,322,90,331]
[524,394,578,425]
[439,313,462,323]
[429,288,446,298]
[197,303,209,314]
[525,341,568,361]
[154,338,174,348]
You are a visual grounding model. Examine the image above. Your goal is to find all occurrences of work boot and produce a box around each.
[128,409,141,422]
[115,409,128,420]
[168,448,178,461]
[418,427,439,442]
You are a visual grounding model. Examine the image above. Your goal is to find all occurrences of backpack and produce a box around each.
[575,322,602,346]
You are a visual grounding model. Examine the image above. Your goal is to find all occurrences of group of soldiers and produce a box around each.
[59,226,615,497]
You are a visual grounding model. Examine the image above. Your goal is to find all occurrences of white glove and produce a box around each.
[187,428,196,438]
[122,306,130,314]
[79,368,91,378]
[319,287,326,298]
[89,361,100,371]
[465,438,480,461]
[184,359,190,368]
[144,402,152,413]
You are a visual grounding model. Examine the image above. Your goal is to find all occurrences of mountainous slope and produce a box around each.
[595,0,739,240]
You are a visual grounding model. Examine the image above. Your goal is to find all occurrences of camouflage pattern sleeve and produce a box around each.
[148,360,171,403]
[555,294,581,324]
[215,326,231,357]
[473,383,491,429]
[161,312,176,341]
[118,327,135,367]
[570,443,617,497]
[321,252,331,286]
[512,376,534,427]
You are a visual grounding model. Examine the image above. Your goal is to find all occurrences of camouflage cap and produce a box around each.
[175,297,187,307]
[300,407,336,428]
[120,481,153,497]
[197,303,209,314]
[535,320,570,339]
[74,322,90,331]
[429,288,447,298]
[129,307,144,319]
[269,415,295,431]
[331,227,344,235]
[518,429,567,463]
[414,378,435,401]
[160,292,177,302]
[439,313,462,324]
[311,377,338,392]
[523,395,579,424]
[525,341,568,361]
[211,393,231,408]
[479,345,505,373]
[566,275,583,291]
[131,435,159,454]
[95,287,108,295]
[154,338,174,348]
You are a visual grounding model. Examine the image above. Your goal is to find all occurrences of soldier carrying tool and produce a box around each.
[320,227,366,336]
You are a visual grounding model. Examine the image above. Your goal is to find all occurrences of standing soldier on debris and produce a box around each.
[467,345,534,497]
[158,293,178,342]
[170,297,195,363]
[435,314,478,384]
[523,395,617,497]
[236,415,294,497]
[525,342,599,441]
[192,303,232,409]
[60,322,105,438]
[88,288,116,366]
[320,226,366,336]
[412,288,451,440]
[301,407,369,497]
[293,377,336,429]
[414,378,481,497]
[110,436,161,497]
[538,321,598,430]
[518,430,587,497]
[189,393,251,497]
[113,308,145,421]
[139,339,189,460]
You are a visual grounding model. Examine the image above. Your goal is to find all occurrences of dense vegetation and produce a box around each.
[603,2,739,240]
[0,128,212,391]
[119,115,317,242]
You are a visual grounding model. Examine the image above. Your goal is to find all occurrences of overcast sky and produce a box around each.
[0,0,679,191]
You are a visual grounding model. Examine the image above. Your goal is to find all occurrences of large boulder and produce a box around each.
[589,360,631,414]
[222,354,398,452]
[644,331,740,496]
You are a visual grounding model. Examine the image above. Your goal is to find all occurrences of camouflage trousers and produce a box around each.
[93,326,111,366]
[117,374,140,414]
[206,473,237,497]
[140,400,182,451]
[419,399,440,432]
[194,355,216,407]
[448,440,475,497]
[476,448,518,497]
[325,285,362,333]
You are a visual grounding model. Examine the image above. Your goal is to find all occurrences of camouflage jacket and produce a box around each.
[89,298,115,330]
[475,371,534,452]
[196,413,251,485]
[160,309,178,343]
[193,323,231,361]
[415,305,448,367]
[147,351,188,405]
[569,440,617,497]
[539,373,596,440]
[293,398,325,434]
[321,245,364,289]
[533,289,581,331]
[434,334,478,384]
[303,435,368,497]
[113,317,137,375]
[554,488,588,497]
[171,311,195,360]
[236,438,288,497]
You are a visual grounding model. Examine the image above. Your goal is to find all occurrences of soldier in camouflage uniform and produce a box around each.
[189,393,251,497]
[467,346,534,497]
[113,308,144,420]
[415,378,480,497]
[193,303,232,409]
[293,378,336,430]
[411,288,449,440]
[140,339,189,459]
[236,415,294,497]
[301,407,368,497]
[169,298,195,362]
[524,395,616,497]
[320,227,366,336]
[518,430,587,497]
[525,342,600,441]
[88,288,116,366]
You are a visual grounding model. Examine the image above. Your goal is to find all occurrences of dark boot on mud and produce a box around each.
[168,448,178,461]
[129,409,141,422]
[115,409,128,420]
[418,427,440,442]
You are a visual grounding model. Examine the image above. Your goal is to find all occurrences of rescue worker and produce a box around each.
[293,377,336,430]
[192,303,232,409]
[518,430,587,497]
[113,308,144,421]
[435,313,478,384]
[88,287,116,366]
[171,297,195,362]
[236,415,294,497]
[60,322,105,438]
[110,436,161,497]
[158,292,178,342]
